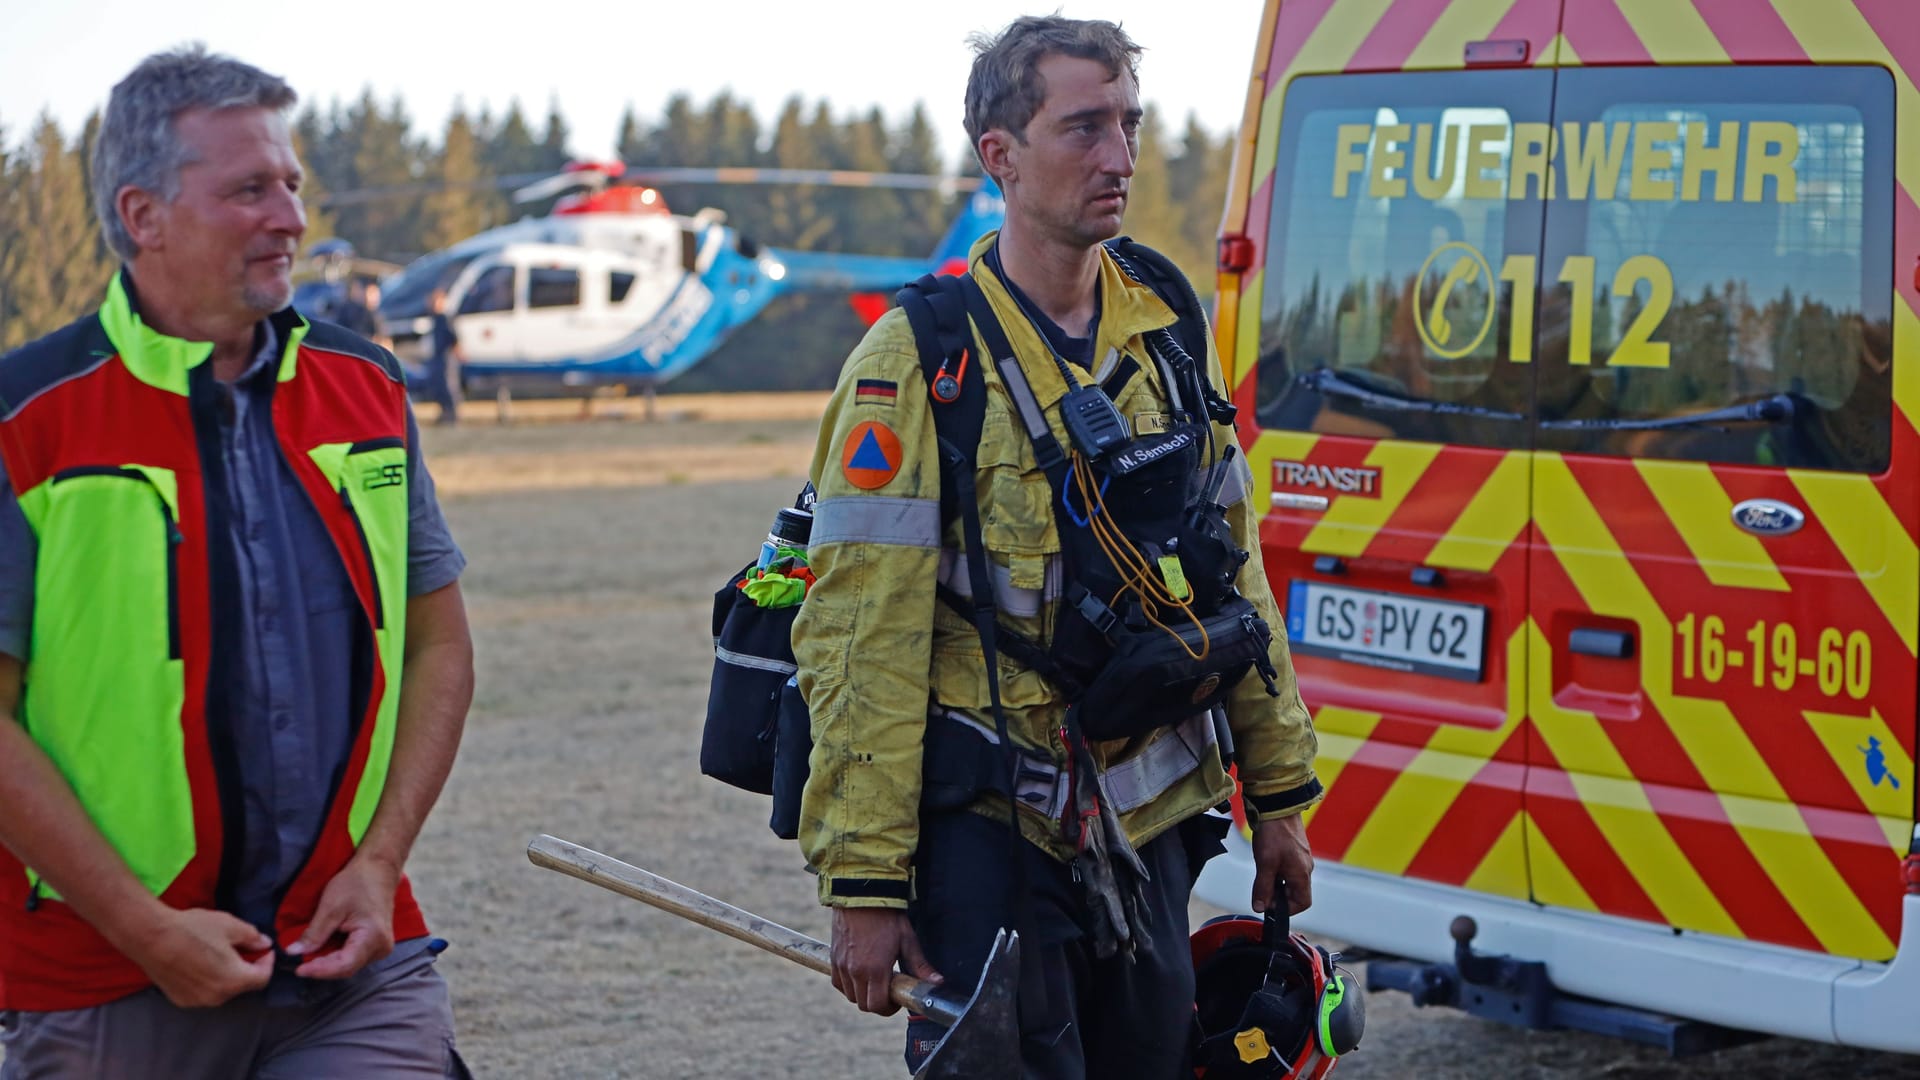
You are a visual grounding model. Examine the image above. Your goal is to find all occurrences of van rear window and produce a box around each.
[1255,70,1548,450]
[1536,66,1893,473]
[1256,66,1894,473]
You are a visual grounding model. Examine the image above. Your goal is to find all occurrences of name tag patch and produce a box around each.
[1111,431,1195,475]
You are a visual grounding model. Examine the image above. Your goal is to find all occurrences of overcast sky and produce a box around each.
[1,2,1265,166]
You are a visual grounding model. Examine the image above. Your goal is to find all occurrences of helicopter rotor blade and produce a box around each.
[621,167,981,194]
[314,173,550,210]
[313,167,979,210]
[511,170,606,204]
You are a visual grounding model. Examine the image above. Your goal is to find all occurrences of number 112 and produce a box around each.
[1496,252,1673,368]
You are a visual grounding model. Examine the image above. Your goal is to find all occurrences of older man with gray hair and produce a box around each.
[0,45,473,1078]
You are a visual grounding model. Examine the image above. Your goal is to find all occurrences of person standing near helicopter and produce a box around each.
[333,277,383,344]
[423,287,463,425]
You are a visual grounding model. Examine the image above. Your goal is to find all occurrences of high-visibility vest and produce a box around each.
[0,272,423,1009]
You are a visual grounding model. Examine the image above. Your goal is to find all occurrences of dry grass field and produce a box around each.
[351,393,1920,1076]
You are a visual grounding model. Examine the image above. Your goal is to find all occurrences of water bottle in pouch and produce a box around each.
[758,506,813,569]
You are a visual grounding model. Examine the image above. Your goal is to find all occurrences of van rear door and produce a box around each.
[1524,42,1912,958]
[1245,64,1549,901]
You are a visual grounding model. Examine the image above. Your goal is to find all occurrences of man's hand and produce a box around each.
[830,907,943,1015]
[1251,812,1314,916]
[130,907,275,1008]
[287,853,399,980]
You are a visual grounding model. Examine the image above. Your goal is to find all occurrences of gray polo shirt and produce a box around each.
[0,324,465,938]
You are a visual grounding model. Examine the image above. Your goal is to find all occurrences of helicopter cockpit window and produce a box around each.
[384,250,480,319]
[459,266,516,315]
[609,271,636,304]
[529,267,581,309]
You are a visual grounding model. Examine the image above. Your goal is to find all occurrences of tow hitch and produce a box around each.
[1362,915,1769,1057]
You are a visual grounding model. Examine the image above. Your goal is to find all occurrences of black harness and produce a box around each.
[697,239,1279,966]
[897,239,1281,754]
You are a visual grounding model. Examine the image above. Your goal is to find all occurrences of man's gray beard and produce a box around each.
[244,279,294,315]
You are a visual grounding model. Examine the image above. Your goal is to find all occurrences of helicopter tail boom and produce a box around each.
[762,251,931,295]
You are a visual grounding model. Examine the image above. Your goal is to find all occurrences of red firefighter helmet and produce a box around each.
[1190,909,1365,1079]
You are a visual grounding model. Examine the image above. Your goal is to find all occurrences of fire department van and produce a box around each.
[1191,0,1920,1053]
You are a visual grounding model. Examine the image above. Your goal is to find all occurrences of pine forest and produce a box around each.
[0,92,1235,391]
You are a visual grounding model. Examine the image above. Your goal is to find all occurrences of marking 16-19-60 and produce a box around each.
[1675,613,1872,701]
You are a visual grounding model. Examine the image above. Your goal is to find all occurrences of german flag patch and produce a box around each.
[855,379,898,407]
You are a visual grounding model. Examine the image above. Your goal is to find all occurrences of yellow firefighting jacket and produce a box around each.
[794,233,1319,909]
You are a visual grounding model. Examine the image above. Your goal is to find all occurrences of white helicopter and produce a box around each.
[372,162,1002,409]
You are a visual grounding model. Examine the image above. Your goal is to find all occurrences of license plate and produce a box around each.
[1286,581,1487,681]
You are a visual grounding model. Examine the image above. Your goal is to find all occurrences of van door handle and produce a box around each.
[1569,628,1634,659]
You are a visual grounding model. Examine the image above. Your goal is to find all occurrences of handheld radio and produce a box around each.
[1062,386,1131,460]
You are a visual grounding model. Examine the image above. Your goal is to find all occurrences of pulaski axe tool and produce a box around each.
[527,834,1022,1080]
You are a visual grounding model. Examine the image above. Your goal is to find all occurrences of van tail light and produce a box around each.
[1219,233,1256,275]
[1911,255,1918,295]
[1906,829,1920,896]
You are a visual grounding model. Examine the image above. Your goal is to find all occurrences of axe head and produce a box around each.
[913,928,1023,1080]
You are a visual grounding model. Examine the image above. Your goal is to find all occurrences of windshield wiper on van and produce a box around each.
[1538,394,1796,432]
[1297,367,1523,421]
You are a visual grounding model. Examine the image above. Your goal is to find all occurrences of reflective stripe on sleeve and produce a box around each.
[810,496,942,548]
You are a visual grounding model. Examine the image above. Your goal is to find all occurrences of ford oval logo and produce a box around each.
[1731,499,1805,537]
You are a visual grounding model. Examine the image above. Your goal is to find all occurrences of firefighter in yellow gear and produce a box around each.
[794,16,1320,1080]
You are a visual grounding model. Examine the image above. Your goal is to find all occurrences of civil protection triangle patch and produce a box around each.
[841,420,903,490]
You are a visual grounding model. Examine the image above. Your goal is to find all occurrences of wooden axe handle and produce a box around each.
[528,834,942,1015]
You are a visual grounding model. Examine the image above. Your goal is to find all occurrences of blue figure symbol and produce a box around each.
[1859,736,1901,790]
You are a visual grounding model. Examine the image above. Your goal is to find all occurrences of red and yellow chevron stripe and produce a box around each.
[1222,0,1920,962]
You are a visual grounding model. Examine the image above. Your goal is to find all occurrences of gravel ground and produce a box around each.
[419,395,905,1078]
